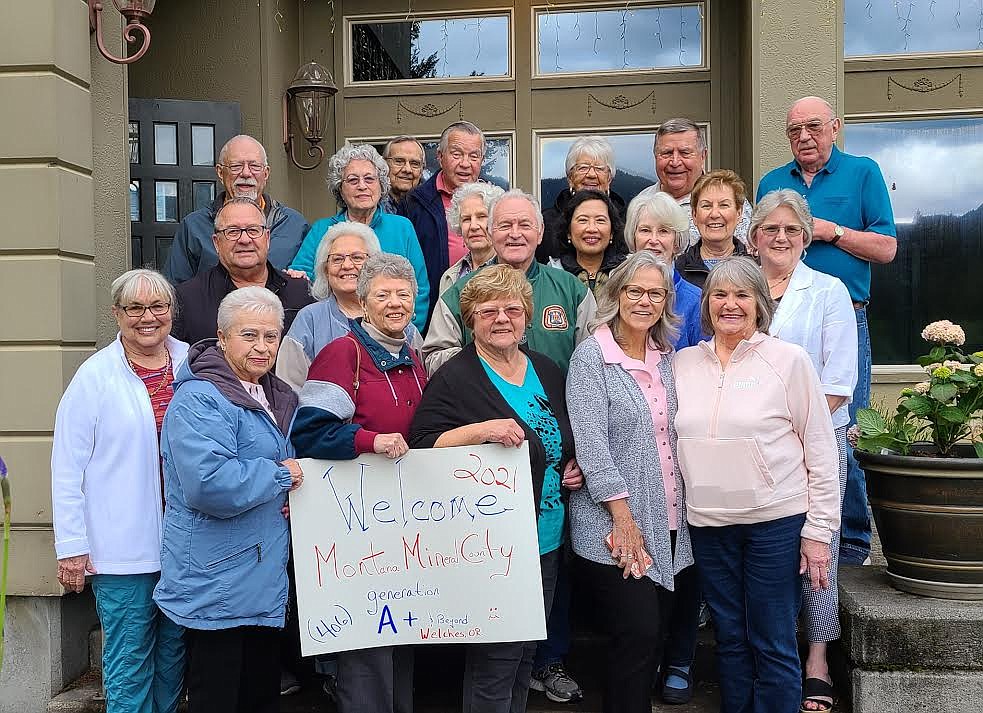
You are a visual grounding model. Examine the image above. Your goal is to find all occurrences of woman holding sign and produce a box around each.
[410,264,584,713]
[565,251,694,713]
[291,252,428,713]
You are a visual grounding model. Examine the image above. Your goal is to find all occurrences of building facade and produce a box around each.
[0,1,980,710]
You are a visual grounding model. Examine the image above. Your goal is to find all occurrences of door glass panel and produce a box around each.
[154,180,178,222]
[153,123,178,165]
[844,117,983,362]
[129,179,141,221]
[350,14,510,82]
[538,132,667,209]
[131,237,143,270]
[192,124,215,166]
[845,0,982,56]
[155,238,173,271]
[128,121,140,164]
[193,180,216,211]
[535,3,704,75]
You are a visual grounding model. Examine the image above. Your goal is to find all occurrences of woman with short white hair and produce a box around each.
[539,136,626,263]
[289,143,430,330]
[276,222,419,391]
[52,268,188,713]
[154,286,303,712]
[439,182,504,293]
[624,190,705,351]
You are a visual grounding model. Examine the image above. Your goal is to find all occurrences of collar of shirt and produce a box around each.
[792,143,843,178]
[594,324,664,372]
[436,171,454,198]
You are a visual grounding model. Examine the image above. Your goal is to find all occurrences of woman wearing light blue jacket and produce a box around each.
[154,287,303,713]
[288,143,430,331]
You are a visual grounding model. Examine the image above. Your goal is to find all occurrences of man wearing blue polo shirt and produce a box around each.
[758,96,897,569]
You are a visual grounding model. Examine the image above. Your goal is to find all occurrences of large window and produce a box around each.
[845,0,983,57]
[534,2,705,75]
[347,12,511,84]
[844,116,983,363]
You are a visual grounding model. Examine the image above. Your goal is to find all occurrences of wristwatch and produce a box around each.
[830,224,844,245]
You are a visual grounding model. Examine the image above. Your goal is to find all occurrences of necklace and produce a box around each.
[768,269,794,289]
[127,349,172,398]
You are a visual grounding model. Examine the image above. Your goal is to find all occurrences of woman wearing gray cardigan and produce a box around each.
[565,251,694,713]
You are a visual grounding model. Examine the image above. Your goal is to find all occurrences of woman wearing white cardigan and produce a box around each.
[749,190,858,713]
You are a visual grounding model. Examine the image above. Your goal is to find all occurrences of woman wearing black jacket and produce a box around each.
[410,265,583,713]
[551,190,628,297]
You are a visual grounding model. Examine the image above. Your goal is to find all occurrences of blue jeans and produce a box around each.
[841,305,872,564]
[690,514,805,713]
[532,552,570,670]
[91,573,185,713]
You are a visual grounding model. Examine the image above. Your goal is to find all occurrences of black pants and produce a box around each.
[580,557,668,713]
[185,625,281,713]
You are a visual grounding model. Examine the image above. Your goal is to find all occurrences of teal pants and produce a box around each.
[91,573,185,713]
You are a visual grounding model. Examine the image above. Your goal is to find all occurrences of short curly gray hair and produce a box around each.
[624,190,689,255]
[356,253,418,303]
[488,189,545,232]
[326,144,391,208]
[111,268,176,312]
[700,257,774,335]
[749,189,815,250]
[217,286,284,333]
[447,183,505,235]
[311,222,383,301]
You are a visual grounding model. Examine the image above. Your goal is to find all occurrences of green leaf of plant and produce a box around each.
[949,371,974,384]
[916,355,936,367]
[930,383,958,403]
[974,442,983,459]
[856,408,886,434]
[900,396,933,416]
[938,406,966,424]
[929,346,946,361]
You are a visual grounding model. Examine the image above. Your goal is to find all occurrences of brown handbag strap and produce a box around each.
[344,335,361,394]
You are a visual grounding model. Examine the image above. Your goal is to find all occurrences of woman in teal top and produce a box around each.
[410,264,583,713]
[288,144,430,331]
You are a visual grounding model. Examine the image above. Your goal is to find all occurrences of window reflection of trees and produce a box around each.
[845,118,983,362]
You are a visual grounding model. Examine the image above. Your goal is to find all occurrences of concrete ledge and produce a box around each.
[853,669,982,713]
[839,565,983,670]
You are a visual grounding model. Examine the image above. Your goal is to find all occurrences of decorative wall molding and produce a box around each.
[586,90,656,117]
[396,98,464,124]
[887,74,964,100]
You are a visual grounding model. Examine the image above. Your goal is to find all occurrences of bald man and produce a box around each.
[757,96,897,567]
[164,134,309,284]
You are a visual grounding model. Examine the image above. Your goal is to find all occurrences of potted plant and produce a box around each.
[852,320,983,600]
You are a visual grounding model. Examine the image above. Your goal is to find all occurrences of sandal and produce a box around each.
[660,666,694,705]
[800,677,834,713]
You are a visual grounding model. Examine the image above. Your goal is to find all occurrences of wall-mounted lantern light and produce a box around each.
[89,0,155,65]
[282,61,338,171]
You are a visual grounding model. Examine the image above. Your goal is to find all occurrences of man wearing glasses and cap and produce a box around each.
[164,134,309,285]
[757,95,897,569]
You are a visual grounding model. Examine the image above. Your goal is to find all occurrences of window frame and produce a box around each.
[532,122,711,204]
[530,0,709,79]
[843,0,983,61]
[343,8,515,88]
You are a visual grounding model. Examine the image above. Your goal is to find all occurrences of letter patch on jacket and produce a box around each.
[541,305,569,331]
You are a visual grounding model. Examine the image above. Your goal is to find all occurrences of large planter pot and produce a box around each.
[857,444,983,600]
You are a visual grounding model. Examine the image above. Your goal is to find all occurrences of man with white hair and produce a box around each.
[637,117,752,246]
[398,121,486,320]
[757,95,897,571]
[164,134,309,284]
[423,189,596,375]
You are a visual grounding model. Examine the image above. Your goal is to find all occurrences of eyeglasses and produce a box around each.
[328,251,369,267]
[220,161,267,174]
[215,225,266,240]
[622,285,668,303]
[118,302,171,318]
[343,174,379,188]
[571,163,612,176]
[387,157,423,170]
[785,117,835,140]
[758,224,804,238]
[474,305,526,321]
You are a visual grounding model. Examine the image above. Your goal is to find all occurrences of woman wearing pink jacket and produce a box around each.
[672,257,840,713]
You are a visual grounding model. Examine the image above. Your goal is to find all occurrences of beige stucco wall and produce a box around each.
[747,0,845,188]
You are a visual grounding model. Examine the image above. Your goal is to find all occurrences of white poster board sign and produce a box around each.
[290,443,546,656]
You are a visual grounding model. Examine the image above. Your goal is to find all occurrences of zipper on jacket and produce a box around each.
[709,365,726,439]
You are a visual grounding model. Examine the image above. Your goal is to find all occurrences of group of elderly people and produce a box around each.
[52,95,885,713]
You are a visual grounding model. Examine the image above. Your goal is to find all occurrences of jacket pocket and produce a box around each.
[206,542,262,572]
[676,437,775,511]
